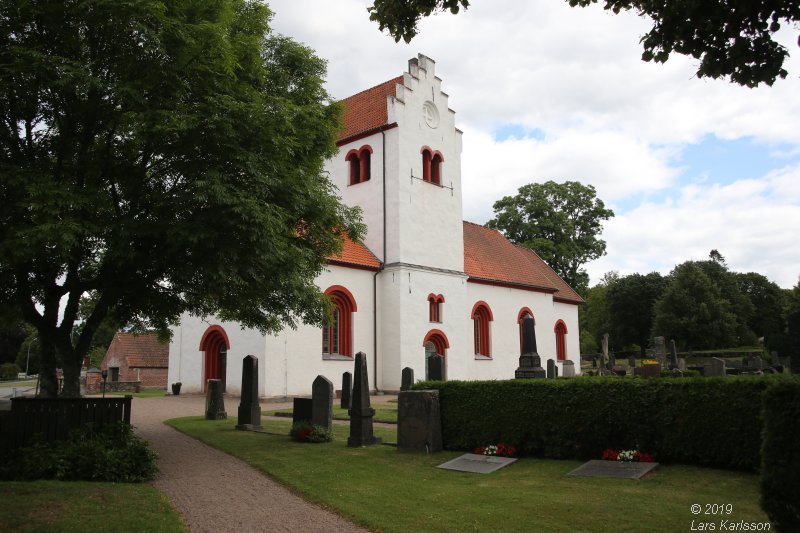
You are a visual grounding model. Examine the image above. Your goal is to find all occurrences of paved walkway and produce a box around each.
[131,395,367,533]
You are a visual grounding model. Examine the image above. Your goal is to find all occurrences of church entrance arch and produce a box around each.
[200,325,230,392]
[423,329,449,380]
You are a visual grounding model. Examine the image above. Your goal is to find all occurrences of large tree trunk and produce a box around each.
[37,339,59,398]
[60,356,82,398]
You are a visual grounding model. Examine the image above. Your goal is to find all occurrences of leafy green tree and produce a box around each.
[368,0,800,87]
[0,0,363,397]
[735,272,786,341]
[651,262,737,350]
[606,272,665,353]
[579,271,617,353]
[487,181,613,294]
[692,259,757,346]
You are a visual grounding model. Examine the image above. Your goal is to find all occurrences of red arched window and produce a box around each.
[420,147,444,184]
[517,307,535,353]
[421,147,433,182]
[427,293,445,322]
[554,320,568,361]
[471,301,493,357]
[346,145,372,185]
[423,329,450,357]
[323,286,357,357]
[431,152,443,185]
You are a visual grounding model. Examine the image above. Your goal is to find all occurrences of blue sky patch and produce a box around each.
[676,135,798,185]
[493,123,546,142]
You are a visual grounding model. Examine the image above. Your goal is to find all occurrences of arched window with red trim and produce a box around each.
[471,301,493,357]
[517,307,535,353]
[346,145,372,185]
[431,152,443,185]
[421,147,433,182]
[323,286,357,357]
[427,293,445,323]
[554,320,568,361]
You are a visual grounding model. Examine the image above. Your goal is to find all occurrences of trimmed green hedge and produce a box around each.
[760,381,800,531]
[415,376,781,470]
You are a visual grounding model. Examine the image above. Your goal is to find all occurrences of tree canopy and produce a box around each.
[368,0,800,87]
[487,180,613,294]
[0,0,363,396]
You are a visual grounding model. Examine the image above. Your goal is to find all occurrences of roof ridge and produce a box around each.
[340,75,404,103]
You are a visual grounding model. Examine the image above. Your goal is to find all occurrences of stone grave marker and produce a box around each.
[708,357,727,377]
[427,354,445,381]
[628,357,636,368]
[312,375,334,432]
[348,351,381,447]
[397,390,442,452]
[562,360,575,377]
[592,356,597,368]
[568,460,659,480]
[236,355,261,430]
[669,339,679,369]
[601,334,610,369]
[654,336,667,367]
[677,358,687,371]
[340,371,352,409]
[515,315,546,379]
[437,454,517,474]
[547,359,556,379]
[293,398,312,425]
[205,379,227,420]
[401,367,414,391]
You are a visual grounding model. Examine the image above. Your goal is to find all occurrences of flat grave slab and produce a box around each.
[437,453,517,474]
[567,460,659,479]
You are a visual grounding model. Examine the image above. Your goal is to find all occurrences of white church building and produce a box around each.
[167,55,583,397]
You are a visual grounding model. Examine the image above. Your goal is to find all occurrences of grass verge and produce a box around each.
[0,480,186,532]
[101,389,167,398]
[265,404,398,424]
[167,416,769,532]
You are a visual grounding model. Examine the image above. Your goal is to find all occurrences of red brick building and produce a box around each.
[101,332,168,390]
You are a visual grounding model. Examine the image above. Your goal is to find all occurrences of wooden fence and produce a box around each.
[0,396,133,451]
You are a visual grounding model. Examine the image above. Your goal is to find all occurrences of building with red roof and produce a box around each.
[101,332,169,390]
[168,55,582,396]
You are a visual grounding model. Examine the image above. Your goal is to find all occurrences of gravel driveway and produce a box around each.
[131,395,366,532]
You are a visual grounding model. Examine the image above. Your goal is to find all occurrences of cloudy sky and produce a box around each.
[269,0,800,289]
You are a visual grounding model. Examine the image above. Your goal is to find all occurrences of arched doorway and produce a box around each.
[423,329,449,380]
[200,325,230,392]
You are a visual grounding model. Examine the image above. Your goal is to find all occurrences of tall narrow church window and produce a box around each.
[431,152,443,185]
[554,320,568,361]
[322,286,357,357]
[346,145,372,185]
[471,301,493,357]
[421,147,432,181]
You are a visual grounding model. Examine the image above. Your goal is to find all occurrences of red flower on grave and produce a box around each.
[602,448,619,461]
[635,451,655,463]
[298,428,312,442]
[497,443,507,456]
[474,446,484,454]
[506,446,516,457]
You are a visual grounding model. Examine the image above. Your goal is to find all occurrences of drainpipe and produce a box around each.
[373,129,388,393]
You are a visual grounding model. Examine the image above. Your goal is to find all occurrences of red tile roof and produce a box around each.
[463,221,584,304]
[327,235,381,271]
[338,76,404,143]
[108,332,168,368]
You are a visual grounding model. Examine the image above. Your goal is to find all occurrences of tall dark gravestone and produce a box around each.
[515,316,546,379]
[236,355,262,430]
[348,352,381,447]
[547,359,556,379]
[205,379,227,420]
[312,375,334,432]
[340,371,352,409]
[427,354,445,381]
[669,339,679,369]
[401,367,414,391]
[397,390,442,453]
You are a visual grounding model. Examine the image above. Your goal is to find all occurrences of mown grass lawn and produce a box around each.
[102,389,167,398]
[265,404,398,424]
[167,417,769,532]
[0,480,186,532]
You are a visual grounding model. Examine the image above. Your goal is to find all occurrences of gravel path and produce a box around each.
[131,395,367,533]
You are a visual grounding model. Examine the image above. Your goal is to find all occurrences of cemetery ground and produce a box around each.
[265,401,398,423]
[168,411,769,533]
